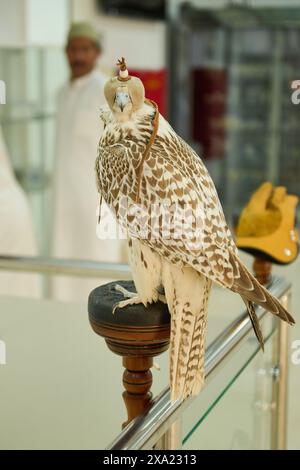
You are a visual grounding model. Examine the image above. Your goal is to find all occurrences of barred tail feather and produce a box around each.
[170,307,206,401]
[242,297,265,351]
[185,311,207,397]
[169,278,211,402]
[229,252,295,346]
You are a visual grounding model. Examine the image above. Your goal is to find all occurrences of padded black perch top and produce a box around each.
[88,280,170,328]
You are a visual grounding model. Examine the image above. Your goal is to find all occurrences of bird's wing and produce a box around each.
[129,128,237,288]
[132,126,294,326]
[131,129,294,326]
[229,250,294,325]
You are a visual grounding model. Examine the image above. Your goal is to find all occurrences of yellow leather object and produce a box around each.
[236,182,299,264]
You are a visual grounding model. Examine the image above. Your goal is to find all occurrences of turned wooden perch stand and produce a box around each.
[88,280,170,428]
[253,257,272,285]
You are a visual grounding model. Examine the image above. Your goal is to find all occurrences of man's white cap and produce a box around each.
[67,22,101,50]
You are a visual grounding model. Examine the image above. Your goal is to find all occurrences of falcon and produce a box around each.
[95,58,294,401]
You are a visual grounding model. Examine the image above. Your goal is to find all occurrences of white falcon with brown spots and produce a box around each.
[95,58,294,401]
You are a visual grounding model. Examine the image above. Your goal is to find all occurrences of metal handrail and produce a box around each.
[0,255,131,279]
[107,276,291,450]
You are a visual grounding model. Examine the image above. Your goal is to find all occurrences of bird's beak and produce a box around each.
[115,91,131,113]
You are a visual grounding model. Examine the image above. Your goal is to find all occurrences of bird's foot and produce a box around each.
[112,284,167,314]
[114,283,137,299]
[112,295,142,314]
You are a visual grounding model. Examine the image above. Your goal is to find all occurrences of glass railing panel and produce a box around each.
[0,294,168,449]
[182,313,275,450]
[0,281,249,449]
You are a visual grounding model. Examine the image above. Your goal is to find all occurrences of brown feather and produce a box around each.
[231,252,294,325]
[242,297,265,351]
[170,278,211,402]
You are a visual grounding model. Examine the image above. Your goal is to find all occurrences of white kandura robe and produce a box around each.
[51,70,126,302]
[0,125,40,297]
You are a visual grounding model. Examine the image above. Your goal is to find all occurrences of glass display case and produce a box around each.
[182,314,276,450]
[168,4,300,223]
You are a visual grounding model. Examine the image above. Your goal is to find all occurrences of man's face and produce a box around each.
[66,37,100,79]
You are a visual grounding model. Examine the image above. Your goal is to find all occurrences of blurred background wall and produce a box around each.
[1,0,300,256]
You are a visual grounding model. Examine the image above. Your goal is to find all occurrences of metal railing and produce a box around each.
[0,254,131,279]
[0,255,291,450]
[107,277,291,450]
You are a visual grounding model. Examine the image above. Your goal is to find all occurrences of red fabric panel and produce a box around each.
[192,68,227,159]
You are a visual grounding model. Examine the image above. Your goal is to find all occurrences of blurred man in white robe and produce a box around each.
[0,125,40,297]
[52,22,125,302]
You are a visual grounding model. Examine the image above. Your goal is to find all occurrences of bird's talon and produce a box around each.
[114,283,136,299]
[112,302,120,315]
